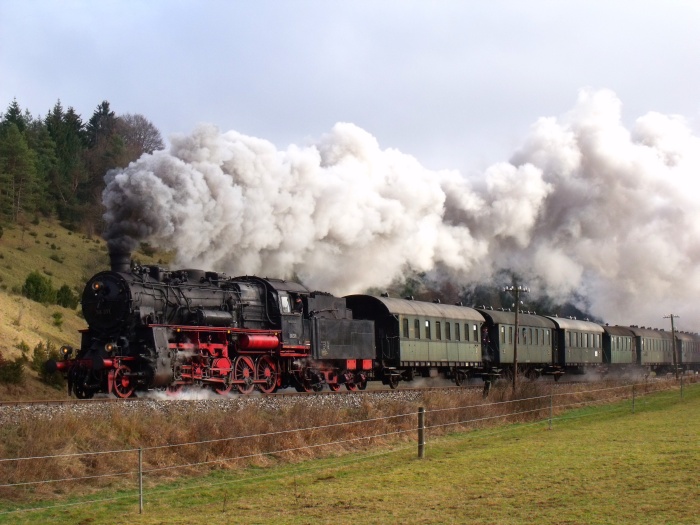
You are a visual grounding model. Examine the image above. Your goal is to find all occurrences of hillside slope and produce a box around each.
[0,219,169,396]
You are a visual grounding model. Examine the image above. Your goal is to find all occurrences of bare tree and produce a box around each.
[116,113,165,158]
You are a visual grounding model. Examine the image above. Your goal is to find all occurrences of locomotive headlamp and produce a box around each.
[105,342,116,352]
[60,345,73,358]
[92,281,104,292]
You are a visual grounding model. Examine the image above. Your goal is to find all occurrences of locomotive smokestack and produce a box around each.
[109,251,132,273]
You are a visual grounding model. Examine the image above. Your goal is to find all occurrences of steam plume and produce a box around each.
[103,89,700,328]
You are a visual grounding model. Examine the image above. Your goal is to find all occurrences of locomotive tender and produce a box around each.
[48,253,700,398]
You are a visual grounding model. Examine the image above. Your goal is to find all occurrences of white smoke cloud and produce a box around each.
[103,88,700,329]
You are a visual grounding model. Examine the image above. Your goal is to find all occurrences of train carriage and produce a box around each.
[344,295,486,387]
[547,317,605,373]
[601,325,638,368]
[476,308,557,377]
[674,331,700,373]
[626,326,675,374]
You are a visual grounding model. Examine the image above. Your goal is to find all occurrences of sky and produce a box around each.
[3,0,700,329]
[2,0,699,172]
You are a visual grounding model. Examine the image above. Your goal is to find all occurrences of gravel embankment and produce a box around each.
[0,390,427,426]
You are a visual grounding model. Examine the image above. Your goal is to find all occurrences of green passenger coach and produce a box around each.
[344,295,487,387]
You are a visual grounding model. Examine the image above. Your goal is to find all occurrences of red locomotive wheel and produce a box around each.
[234,356,255,394]
[328,383,341,391]
[212,357,233,395]
[345,382,358,392]
[255,356,278,394]
[113,365,135,398]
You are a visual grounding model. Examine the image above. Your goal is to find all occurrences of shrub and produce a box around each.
[15,340,30,359]
[22,270,57,304]
[52,312,64,328]
[0,350,25,385]
[33,340,64,388]
[49,253,63,263]
[56,284,79,309]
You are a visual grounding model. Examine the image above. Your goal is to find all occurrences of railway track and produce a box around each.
[0,384,487,408]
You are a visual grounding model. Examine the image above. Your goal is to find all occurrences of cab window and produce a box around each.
[280,294,291,314]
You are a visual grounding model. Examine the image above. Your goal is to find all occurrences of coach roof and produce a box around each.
[346,295,485,322]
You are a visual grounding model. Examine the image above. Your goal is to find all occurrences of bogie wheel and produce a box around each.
[113,365,135,398]
[454,370,463,387]
[256,356,278,394]
[388,375,399,389]
[233,356,255,394]
[357,379,367,390]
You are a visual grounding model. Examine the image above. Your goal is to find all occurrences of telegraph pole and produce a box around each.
[663,314,680,379]
[504,284,529,391]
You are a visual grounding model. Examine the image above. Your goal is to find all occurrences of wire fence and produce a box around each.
[0,376,696,518]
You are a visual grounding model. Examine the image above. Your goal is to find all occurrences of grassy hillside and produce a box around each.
[0,219,169,397]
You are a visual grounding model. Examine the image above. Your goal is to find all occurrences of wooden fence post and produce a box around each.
[418,407,425,459]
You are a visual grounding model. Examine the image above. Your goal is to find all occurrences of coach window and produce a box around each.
[425,320,432,340]
[529,328,533,344]
[500,326,505,343]
[546,330,550,346]
[415,319,421,339]
[473,324,479,342]
[465,324,470,341]
[436,322,442,340]
[509,326,513,344]
[403,318,409,339]
[455,323,460,341]
[446,322,451,340]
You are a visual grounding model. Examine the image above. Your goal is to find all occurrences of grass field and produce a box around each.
[1,382,697,525]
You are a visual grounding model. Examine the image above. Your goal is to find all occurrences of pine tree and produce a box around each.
[1,98,28,133]
[44,101,87,222]
[0,123,39,222]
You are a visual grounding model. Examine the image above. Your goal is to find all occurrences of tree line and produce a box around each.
[0,98,164,233]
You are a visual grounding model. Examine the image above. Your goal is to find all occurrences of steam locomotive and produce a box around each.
[47,252,700,398]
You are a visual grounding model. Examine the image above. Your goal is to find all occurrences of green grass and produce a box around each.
[1,383,697,524]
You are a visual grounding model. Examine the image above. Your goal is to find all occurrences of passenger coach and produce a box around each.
[476,308,557,377]
[344,295,486,387]
[547,316,605,374]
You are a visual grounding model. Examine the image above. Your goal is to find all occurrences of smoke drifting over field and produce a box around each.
[103,89,700,328]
